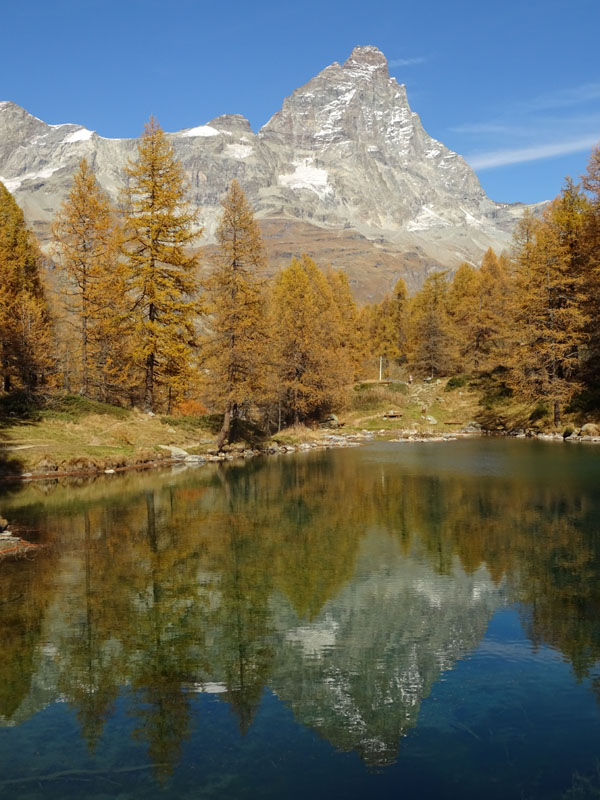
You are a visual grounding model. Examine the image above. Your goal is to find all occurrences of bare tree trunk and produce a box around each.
[144,302,156,412]
[144,352,154,412]
[216,405,232,451]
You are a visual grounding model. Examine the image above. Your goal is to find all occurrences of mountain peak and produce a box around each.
[343,45,389,78]
[0,55,535,298]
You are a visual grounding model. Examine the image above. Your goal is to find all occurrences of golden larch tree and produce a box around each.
[203,180,269,449]
[579,149,600,391]
[272,255,351,425]
[408,271,456,377]
[122,117,200,413]
[52,158,129,400]
[448,251,510,374]
[0,182,52,392]
[325,268,362,378]
[506,193,589,424]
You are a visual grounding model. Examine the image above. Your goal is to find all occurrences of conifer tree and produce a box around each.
[580,149,600,390]
[0,182,51,392]
[204,180,268,449]
[52,159,128,400]
[272,255,351,424]
[408,271,455,377]
[122,117,200,412]
[506,195,589,424]
[362,278,409,379]
[448,251,509,373]
[447,263,478,337]
[325,268,362,378]
[370,295,401,378]
[392,277,409,361]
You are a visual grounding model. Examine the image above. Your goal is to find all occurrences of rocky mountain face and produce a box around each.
[0,46,537,298]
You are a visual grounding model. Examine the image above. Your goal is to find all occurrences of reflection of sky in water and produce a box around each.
[0,440,599,799]
[366,438,600,487]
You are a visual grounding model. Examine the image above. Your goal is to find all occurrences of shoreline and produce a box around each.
[3,425,599,485]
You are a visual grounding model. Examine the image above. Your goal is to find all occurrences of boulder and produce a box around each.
[62,457,97,473]
[34,457,58,473]
[158,445,189,460]
[580,423,600,437]
[184,454,206,464]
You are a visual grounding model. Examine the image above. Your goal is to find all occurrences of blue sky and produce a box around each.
[2,0,598,203]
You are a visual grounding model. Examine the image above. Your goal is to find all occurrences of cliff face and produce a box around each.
[0,46,538,297]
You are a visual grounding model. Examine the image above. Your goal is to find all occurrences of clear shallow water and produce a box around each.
[0,439,599,799]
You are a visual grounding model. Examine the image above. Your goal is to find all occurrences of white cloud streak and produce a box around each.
[524,83,600,112]
[389,56,427,67]
[467,135,600,170]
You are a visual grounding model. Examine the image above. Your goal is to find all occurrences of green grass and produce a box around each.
[40,394,131,422]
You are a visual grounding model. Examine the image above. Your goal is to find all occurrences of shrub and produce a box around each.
[565,389,600,414]
[529,403,550,423]
[445,374,468,391]
[174,398,208,416]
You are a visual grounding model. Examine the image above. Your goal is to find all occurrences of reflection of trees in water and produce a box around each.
[0,542,54,721]
[1,449,600,774]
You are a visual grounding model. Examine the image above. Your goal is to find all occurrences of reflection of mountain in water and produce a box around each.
[1,441,599,775]
[270,531,501,765]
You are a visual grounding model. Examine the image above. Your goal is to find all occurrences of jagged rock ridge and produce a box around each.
[0,46,538,297]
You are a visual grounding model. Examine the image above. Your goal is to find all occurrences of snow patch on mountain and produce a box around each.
[0,166,61,193]
[181,125,220,138]
[406,206,452,231]
[63,128,94,144]
[278,160,332,199]
[224,143,253,159]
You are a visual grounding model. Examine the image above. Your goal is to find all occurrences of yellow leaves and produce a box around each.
[122,118,202,412]
[203,181,269,429]
[447,252,510,374]
[503,185,592,420]
[0,181,51,390]
[408,271,457,377]
[272,255,352,423]
[52,158,130,400]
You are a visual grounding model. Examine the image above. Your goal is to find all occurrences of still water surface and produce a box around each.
[0,439,599,799]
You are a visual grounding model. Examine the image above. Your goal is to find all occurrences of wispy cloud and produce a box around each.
[454,112,600,138]
[454,81,600,173]
[451,122,531,136]
[467,135,600,170]
[389,56,427,67]
[523,82,600,112]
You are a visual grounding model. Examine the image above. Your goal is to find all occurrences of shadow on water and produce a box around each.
[0,441,599,798]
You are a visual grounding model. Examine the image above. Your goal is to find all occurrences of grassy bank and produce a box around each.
[0,380,596,479]
[0,394,218,477]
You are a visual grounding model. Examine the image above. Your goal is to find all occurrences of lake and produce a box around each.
[1,439,599,799]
